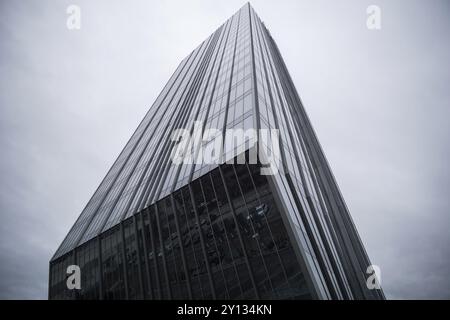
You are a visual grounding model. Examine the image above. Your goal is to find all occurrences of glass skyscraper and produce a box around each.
[49,3,384,300]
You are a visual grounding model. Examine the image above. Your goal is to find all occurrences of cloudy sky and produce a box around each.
[0,0,449,299]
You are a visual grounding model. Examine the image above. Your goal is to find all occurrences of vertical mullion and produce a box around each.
[170,195,193,299]
[48,262,52,299]
[72,249,78,300]
[254,13,340,299]
[262,23,352,299]
[244,163,292,293]
[134,35,212,213]
[139,210,153,299]
[119,223,129,299]
[198,180,231,299]
[97,237,104,299]
[146,207,162,299]
[133,215,145,299]
[247,4,261,137]
[186,16,233,183]
[218,165,260,299]
[221,9,242,163]
[139,32,217,209]
[154,204,173,299]
[208,172,244,298]
[188,184,217,299]
[232,164,277,297]
[180,188,206,298]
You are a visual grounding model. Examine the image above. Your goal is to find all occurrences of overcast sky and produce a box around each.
[1,0,449,299]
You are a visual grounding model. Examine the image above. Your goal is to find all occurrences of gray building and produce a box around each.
[49,3,384,300]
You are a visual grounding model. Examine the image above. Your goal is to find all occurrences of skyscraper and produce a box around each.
[49,3,384,300]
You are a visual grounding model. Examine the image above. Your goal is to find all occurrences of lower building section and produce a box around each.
[49,162,312,300]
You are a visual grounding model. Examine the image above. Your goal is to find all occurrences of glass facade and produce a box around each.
[50,162,311,299]
[49,3,384,300]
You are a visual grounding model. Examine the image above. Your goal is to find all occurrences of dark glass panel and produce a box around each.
[221,164,272,298]
[136,214,151,298]
[210,168,257,299]
[247,163,311,299]
[173,189,204,299]
[149,206,168,299]
[142,210,160,299]
[49,253,75,300]
[181,186,213,299]
[101,227,126,299]
[123,219,141,299]
[158,198,189,299]
[77,240,100,299]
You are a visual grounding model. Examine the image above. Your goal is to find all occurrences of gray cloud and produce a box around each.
[0,0,449,299]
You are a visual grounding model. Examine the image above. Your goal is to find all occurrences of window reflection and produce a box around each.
[50,161,310,300]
